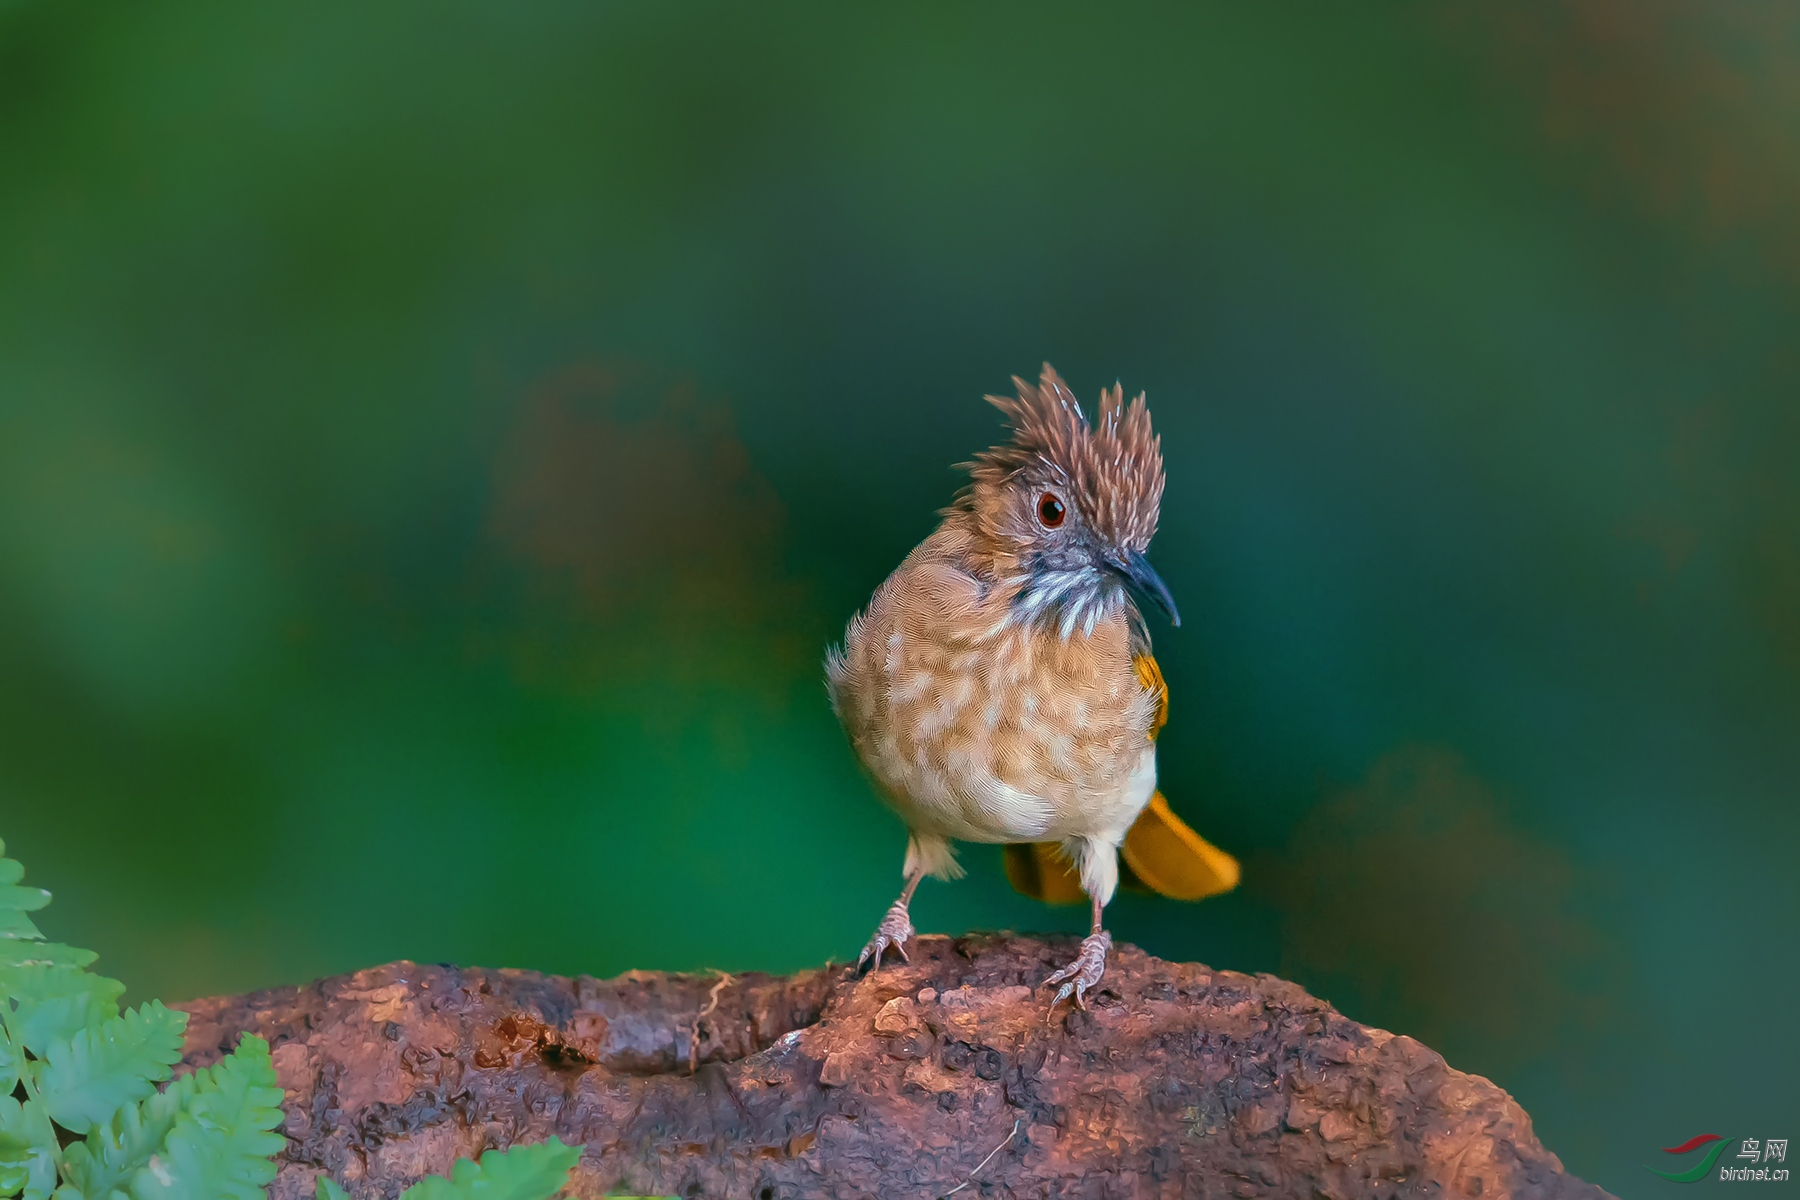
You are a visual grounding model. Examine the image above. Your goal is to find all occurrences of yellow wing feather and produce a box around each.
[1003,652,1240,904]
[1134,652,1169,740]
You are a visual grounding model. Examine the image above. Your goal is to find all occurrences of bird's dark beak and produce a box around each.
[1108,550,1181,627]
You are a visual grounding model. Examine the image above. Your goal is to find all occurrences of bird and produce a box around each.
[826,364,1239,1009]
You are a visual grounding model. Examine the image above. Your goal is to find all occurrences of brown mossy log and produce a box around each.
[176,933,1614,1200]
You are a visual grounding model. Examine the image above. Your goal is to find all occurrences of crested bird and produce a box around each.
[826,364,1240,1008]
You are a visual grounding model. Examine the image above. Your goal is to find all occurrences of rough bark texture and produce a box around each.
[177,934,1614,1200]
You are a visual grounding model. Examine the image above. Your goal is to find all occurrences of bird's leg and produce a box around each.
[1045,893,1112,1010]
[857,867,925,972]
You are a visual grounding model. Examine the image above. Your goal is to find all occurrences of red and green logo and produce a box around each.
[1648,1134,1732,1183]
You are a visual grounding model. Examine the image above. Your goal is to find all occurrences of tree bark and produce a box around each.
[176,933,1614,1200]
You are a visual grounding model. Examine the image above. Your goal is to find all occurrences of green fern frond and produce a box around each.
[0,844,51,943]
[1,838,296,1200]
[399,1140,581,1200]
[60,1072,200,1200]
[313,1139,581,1200]
[126,1034,285,1200]
[3,849,623,1200]
[2,965,127,1058]
[33,1003,188,1136]
[0,1024,17,1100]
[0,1095,59,1200]
[0,944,100,973]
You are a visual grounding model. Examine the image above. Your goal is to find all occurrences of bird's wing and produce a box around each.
[1003,653,1240,904]
[1133,651,1169,739]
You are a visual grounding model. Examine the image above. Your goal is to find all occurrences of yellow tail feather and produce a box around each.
[1119,791,1240,900]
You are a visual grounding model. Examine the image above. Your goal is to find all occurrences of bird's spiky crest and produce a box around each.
[969,363,1166,553]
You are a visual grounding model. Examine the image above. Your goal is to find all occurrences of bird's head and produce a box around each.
[957,363,1177,639]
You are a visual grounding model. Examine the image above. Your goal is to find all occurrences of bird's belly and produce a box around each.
[848,643,1155,844]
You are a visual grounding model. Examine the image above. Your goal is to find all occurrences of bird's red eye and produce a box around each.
[1037,493,1066,528]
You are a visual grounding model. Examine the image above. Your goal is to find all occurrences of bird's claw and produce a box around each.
[1044,930,1111,1011]
[856,901,914,972]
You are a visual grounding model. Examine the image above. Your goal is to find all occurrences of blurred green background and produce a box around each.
[3,2,1796,1192]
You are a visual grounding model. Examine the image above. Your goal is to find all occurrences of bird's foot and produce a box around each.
[856,900,915,972]
[1044,930,1112,1011]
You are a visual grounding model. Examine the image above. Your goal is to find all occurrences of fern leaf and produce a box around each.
[398,1139,581,1200]
[0,853,47,944]
[0,945,99,973]
[1,966,126,1058]
[61,1073,198,1200]
[0,842,50,944]
[0,1027,18,1100]
[126,1034,285,1200]
[34,1004,188,1135]
[0,1095,60,1200]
